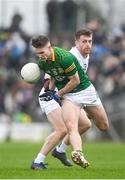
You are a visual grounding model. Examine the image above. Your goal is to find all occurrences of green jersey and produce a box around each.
[37,47,91,93]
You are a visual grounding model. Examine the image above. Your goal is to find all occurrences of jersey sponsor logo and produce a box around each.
[46,68,64,76]
[55,76,65,82]
[65,63,76,73]
[46,69,65,82]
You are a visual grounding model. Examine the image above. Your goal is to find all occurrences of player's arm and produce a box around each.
[43,73,56,91]
[57,52,80,97]
[49,77,55,90]
[57,72,80,97]
[43,73,52,91]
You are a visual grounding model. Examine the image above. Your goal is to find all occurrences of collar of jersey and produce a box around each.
[51,47,55,61]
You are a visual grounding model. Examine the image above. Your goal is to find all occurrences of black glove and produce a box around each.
[39,90,62,105]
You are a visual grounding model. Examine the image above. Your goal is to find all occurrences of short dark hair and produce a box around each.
[32,35,49,48]
[75,28,92,40]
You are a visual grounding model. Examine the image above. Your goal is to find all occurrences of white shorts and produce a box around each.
[63,84,102,108]
[39,88,60,115]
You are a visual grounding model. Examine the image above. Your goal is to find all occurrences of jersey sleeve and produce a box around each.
[61,53,77,77]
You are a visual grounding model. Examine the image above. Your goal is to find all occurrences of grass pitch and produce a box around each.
[0,141,125,179]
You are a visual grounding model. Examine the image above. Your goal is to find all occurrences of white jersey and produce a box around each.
[69,47,89,72]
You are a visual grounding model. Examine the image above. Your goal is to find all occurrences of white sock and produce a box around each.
[34,153,46,163]
[56,142,68,153]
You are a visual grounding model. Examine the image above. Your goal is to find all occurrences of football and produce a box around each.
[21,63,41,83]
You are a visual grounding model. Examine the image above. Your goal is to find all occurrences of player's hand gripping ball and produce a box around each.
[21,63,41,83]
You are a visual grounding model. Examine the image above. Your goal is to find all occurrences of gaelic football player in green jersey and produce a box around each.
[30,32,109,170]
[31,35,91,169]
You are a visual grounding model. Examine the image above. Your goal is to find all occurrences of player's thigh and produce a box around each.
[78,109,91,128]
[85,103,109,127]
[47,107,67,131]
[62,100,80,130]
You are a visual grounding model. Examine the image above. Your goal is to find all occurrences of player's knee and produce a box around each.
[82,120,92,130]
[57,128,67,139]
[99,121,109,131]
[79,120,92,134]
[66,123,75,134]
[86,120,92,128]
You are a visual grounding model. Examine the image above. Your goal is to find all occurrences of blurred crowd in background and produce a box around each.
[0,0,125,140]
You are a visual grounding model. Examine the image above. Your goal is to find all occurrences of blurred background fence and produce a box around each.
[0,0,125,142]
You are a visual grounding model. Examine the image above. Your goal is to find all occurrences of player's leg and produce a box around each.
[62,100,81,150]
[77,83,109,131]
[78,109,92,134]
[31,90,73,170]
[61,100,89,168]
[54,109,91,151]
[40,91,72,166]
[46,107,73,166]
[40,107,67,155]
[31,106,68,170]
[52,109,91,166]
[85,103,109,131]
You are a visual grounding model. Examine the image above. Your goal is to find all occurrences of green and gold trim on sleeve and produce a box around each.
[65,63,76,73]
